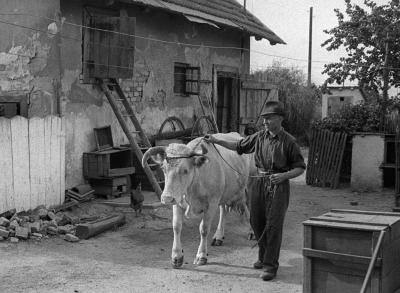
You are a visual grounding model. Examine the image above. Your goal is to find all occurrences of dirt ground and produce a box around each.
[0,167,397,293]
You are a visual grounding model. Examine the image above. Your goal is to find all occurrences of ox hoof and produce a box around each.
[171,256,184,269]
[211,238,224,246]
[247,232,255,240]
[194,256,208,266]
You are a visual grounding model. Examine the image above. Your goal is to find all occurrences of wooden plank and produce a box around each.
[29,117,46,210]
[92,17,110,78]
[331,209,400,217]
[10,116,30,211]
[50,116,61,207]
[44,115,52,207]
[0,118,13,213]
[320,131,333,187]
[333,133,348,188]
[324,131,340,187]
[303,225,312,293]
[325,132,340,188]
[303,220,385,231]
[314,129,325,185]
[108,167,135,177]
[241,81,276,90]
[306,129,317,185]
[325,132,339,187]
[59,117,66,204]
[316,130,328,186]
[108,16,135,79]
[302,248,381,266]
[75,213,126,239]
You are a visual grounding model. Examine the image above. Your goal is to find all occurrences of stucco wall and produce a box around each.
[351,134,384,191]
[0,0,251,188]
[0,0,61,117]
[322,88,365,118]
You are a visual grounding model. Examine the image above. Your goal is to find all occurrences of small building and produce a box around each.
[322,86,366,118]
[0,0,283,212]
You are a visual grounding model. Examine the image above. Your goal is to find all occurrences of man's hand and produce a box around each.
[270,173,287,185]
[204,134,217,144]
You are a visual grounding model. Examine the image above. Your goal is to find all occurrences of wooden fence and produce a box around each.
[0,116,65,213]
[306,129,348,189]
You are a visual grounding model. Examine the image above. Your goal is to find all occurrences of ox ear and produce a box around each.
[193,155,209,167]
[193,143,208,156]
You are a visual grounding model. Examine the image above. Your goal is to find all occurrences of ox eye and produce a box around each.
[182,169,188,175]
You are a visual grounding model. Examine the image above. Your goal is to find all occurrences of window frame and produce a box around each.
[173,63,200,96]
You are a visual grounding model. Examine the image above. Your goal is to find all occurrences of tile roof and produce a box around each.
[127,0,285,45]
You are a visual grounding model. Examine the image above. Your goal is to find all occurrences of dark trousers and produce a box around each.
[249,176,290,272]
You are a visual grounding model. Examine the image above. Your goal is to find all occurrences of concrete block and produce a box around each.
[9,220,19,230]
[64,215,79,225]
[10,237,19,243]
[38,208,48,219]
[58,225,75,235]
[47,226,58,235]
[0,228,10,238]
[47,211,56,220]
[15,226,29,240]
[64,234,79,242]
[0,217,10,227]
[29,222,41,233]
[32,232,43,238]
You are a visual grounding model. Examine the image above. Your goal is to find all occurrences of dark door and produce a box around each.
[216,76,233,133]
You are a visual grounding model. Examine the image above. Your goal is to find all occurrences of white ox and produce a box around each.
[142,133,253,268]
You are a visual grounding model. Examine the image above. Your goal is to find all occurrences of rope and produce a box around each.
[251,183,278,249]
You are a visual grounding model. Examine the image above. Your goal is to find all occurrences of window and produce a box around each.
[173,63,200,95]
[174,63,188,95]
[82,7,135,83]
[0,96,28,118]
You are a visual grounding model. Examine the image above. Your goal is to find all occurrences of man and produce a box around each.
[204,101,305,281]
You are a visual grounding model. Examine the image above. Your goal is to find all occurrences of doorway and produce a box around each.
[215,73,238,133]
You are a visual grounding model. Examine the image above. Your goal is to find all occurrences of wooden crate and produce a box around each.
[89,176,127,198]
[83,148,135,179]
[303,209,400,293]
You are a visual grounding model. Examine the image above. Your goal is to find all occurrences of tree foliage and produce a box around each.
[252,62,321,145]
[322,0,400,91]
[312,97,400,133]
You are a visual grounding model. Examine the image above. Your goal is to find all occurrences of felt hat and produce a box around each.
[260,101,286,117]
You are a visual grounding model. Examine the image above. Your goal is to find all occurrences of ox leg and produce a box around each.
[244,203,255,240]
[211,205,225,246]
[194,202,219,266]
[171,204,184,269]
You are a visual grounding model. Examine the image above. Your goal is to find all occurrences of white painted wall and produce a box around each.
[351,134,384,191]
[322,88,365,118]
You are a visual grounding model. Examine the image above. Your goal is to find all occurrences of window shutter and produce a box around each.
[82,15,135,81]
[185,67,200,95]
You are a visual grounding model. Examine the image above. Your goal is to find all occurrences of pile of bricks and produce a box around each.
[0,208,82,243]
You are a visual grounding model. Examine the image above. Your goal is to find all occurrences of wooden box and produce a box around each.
[89,176,127,198]
[303,209,400,293]
[83,148,135,178]
[83,126,135,179]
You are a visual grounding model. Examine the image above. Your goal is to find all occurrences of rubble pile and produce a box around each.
[0,207,90,243]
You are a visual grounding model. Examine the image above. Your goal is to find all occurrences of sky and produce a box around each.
[237,0,393,89]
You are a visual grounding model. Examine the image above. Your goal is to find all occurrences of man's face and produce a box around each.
[262,114,283,132]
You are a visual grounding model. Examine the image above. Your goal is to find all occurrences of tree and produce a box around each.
[252,61,321,145]
[322,0,400,92]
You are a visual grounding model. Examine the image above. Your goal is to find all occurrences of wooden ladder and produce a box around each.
[98,78,163,198]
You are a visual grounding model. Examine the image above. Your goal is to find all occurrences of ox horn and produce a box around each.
[142,146,166,168]
[192,143,208,156]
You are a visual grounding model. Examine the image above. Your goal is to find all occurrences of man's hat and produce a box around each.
[260,101,286,117]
